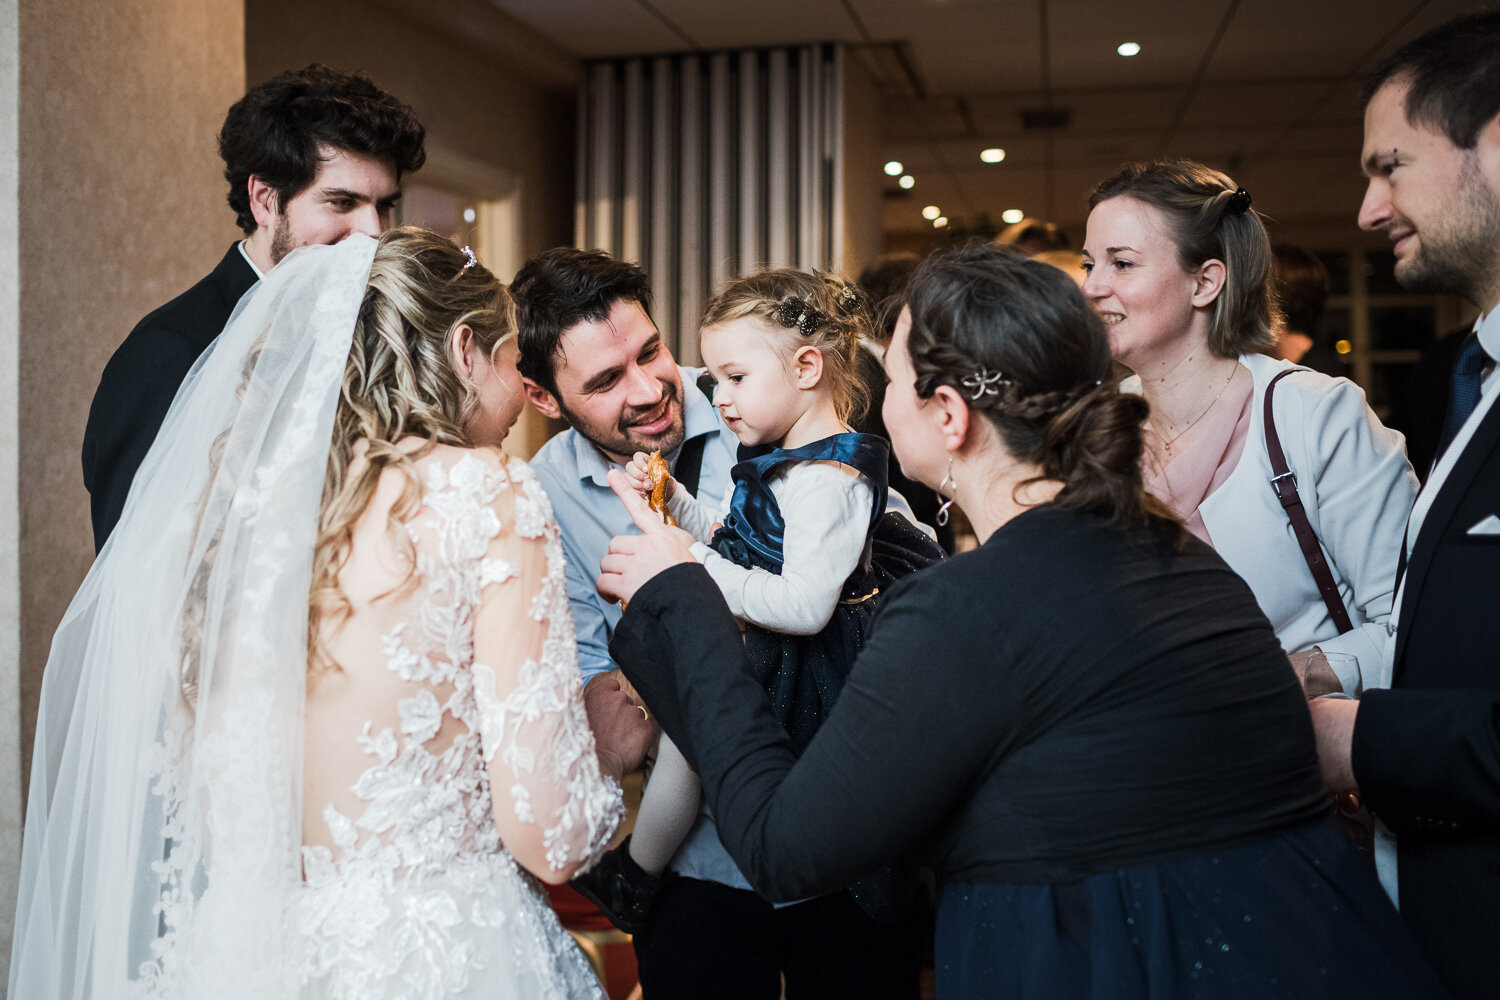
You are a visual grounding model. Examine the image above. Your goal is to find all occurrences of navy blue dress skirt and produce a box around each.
[936,820,1448,999]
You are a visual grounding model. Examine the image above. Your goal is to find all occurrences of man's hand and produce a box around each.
[585,669,657,775]
[1308,697,1360,792]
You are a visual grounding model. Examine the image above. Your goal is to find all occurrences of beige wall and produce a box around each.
[7,0,246,985]
[246,0,580,269]
[16,0,246,772]
[1,0,19,983]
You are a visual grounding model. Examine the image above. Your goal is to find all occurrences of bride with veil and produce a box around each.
[10,229,636,999]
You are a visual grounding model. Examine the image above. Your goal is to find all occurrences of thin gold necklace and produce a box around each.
[1151,365,1238,456]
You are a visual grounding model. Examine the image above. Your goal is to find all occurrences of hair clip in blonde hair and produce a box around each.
[460,246,478,271]
[961,368,1011,400]
[835,282,866,317]
[775,295,822,336]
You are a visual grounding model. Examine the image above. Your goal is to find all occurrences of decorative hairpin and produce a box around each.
[1227,188,1252,214]
[775,295,822,336]
[835,283,866,317]
[960,367,1011,400]
[460,245,478,271]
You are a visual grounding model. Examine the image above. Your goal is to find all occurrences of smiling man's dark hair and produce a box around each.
[510,247,654,396]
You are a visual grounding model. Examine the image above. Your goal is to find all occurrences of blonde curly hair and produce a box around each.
[309,227,513,675]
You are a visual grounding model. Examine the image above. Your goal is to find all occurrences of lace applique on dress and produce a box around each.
[293,452,621,999]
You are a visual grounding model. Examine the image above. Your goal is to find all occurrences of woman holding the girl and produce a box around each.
[598,241,1445,998]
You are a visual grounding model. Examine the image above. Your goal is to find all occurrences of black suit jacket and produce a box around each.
[82,244,258,551]
[1352,388,1500,1000]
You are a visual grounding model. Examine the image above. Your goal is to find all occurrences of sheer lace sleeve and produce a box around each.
[470,455,623,881]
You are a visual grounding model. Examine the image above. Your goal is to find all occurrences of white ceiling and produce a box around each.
[485,0,1484,242]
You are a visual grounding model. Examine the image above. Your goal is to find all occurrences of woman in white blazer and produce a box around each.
[1081,160,1418,693]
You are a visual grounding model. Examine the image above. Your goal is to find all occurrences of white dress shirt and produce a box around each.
[1373,308,1500,903]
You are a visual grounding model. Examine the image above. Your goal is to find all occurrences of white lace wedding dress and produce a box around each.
[12,239,621,1000]
[292,446,622,998]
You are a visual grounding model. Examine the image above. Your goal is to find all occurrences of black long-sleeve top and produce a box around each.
[613,505,1329,899]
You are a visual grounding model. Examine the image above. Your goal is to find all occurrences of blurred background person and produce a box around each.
[1267,243,1342,374]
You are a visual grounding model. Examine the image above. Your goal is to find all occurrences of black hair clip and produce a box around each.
[776,295,822,336]
[1228,188,1252,214]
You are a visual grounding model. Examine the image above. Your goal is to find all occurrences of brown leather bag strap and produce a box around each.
[1264,368,1355,635]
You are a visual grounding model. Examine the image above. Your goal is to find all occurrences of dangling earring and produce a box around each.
[936,455,956,526]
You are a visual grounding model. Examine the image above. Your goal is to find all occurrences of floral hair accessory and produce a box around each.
[1227,188,1252,214]
[460,246,478,271]
[834,282,866,317]
[960,367,1011,400]
[775,295,822,336]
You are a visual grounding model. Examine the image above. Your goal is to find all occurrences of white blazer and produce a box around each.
[1128,353,1419,691]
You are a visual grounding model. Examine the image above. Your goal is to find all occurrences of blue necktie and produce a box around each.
[1438,333,1489,457]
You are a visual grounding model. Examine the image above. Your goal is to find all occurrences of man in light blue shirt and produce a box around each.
[511,248,923,1000]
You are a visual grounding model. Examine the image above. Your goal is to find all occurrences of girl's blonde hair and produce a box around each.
[309,226,512,675]
[700,268,871,424]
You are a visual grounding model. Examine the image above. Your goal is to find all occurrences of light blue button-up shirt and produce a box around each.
[529,366,754,888]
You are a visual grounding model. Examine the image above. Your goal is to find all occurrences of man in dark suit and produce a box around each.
[82,65,425,550]
[1311,11,1500,999]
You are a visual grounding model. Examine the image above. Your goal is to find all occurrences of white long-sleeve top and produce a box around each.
[1129,352,1418,692]
[666,460,875,636]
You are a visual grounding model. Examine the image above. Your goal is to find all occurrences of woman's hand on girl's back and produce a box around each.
[597,469,697,606]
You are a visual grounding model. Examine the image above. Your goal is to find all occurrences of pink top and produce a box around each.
[1141,375,1254,546]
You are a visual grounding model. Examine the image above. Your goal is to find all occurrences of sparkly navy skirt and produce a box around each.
[935,820,1447,999]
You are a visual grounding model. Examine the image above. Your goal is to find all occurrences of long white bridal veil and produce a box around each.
[10,236,378,999]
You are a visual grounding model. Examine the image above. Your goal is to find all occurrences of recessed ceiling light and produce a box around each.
[980,148,1005,163]
[463,207,476,223]
[934,216,949,228]
[884,160,904,176]
[899,174,915,189]
[1001,208,1025,224]
[922,205,941,220]
[1117,42,1141,57]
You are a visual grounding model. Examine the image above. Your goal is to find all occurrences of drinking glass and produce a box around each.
[1290,649,1361,699]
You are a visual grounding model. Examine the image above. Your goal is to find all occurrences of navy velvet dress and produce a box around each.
[709,432,945,919]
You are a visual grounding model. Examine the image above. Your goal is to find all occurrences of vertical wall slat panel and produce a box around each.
[737,50,762,273]
[579,45,842,361]
[828,46,846,271]
[650,56,677,355]
[677,56,703,365]
[588,63,616,254]
[797,46,817,267]
[708,52,734,302]
[575,74,591,251]
[765,49,791,270]
[621,59,645,266]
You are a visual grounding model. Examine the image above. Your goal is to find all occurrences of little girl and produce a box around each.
[573,269,944,934]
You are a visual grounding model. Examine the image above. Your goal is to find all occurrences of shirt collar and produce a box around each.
[1475,308,1500,366]
[569,366,723,488]
[237,240,266,280]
